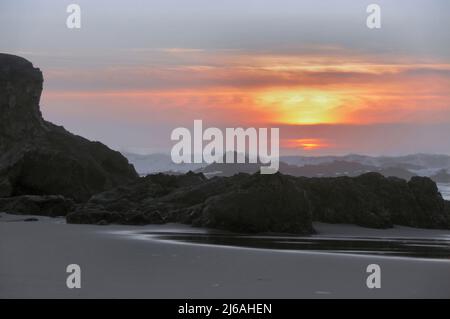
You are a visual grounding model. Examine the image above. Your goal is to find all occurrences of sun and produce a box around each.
[255,89,343,125]
[284,138,329,150]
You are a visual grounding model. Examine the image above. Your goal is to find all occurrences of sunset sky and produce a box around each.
[1,0,450,155]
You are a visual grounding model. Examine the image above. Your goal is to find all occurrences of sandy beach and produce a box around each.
[1,213,449,299]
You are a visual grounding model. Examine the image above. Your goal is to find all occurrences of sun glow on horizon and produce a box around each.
[283,138,329,151]
[255,89,346,125]
[42,49,450,147]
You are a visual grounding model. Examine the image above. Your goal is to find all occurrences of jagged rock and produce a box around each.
[68,173,314,234]
[0,177,12,197]
[66,171,450,232]
[199,173,314,234]
[297,173,392,228]
[297,172,450,229]
[0,195,75,217]
[83,172,207,213]
[67,208,120,225]
[0,54,138,201]
[407,176,450,228]
[66,208,165,225]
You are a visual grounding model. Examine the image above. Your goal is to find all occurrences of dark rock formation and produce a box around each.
[71,171,450,231]
[297,173,450,229]
[406,176,449,228]
[199,173,314,234]
[67,208,166,226]
[296,174,393,228]
[67,171,450,232]
[68,172,315,234]
[0,54,138,201]
[0,195,75,217]
[68,172,207,225]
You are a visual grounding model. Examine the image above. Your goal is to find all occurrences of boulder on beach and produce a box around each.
[199,173,314,234]
[67,170,450,232]
[297,172,450,229]
[0,195,75,217]
[68,172,316,234]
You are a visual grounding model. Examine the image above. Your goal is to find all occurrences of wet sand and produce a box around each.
[1,213,449,298]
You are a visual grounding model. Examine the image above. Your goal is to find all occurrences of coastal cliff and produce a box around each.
[0,54,138,202]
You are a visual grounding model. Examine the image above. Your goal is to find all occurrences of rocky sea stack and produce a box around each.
[0,54,138,202]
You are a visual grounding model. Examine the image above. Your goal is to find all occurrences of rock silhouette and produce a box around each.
[0,54,138,202]
[68,172,315,234]
[297,173,450,229]
[0,195,75,217]
[67,171,450,233]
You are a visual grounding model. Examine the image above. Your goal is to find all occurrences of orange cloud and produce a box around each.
[43,50,450,136]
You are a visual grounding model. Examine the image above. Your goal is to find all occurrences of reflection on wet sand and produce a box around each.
[138,231,450,260]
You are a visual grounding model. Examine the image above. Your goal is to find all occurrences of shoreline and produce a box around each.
[1,213,450,298]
